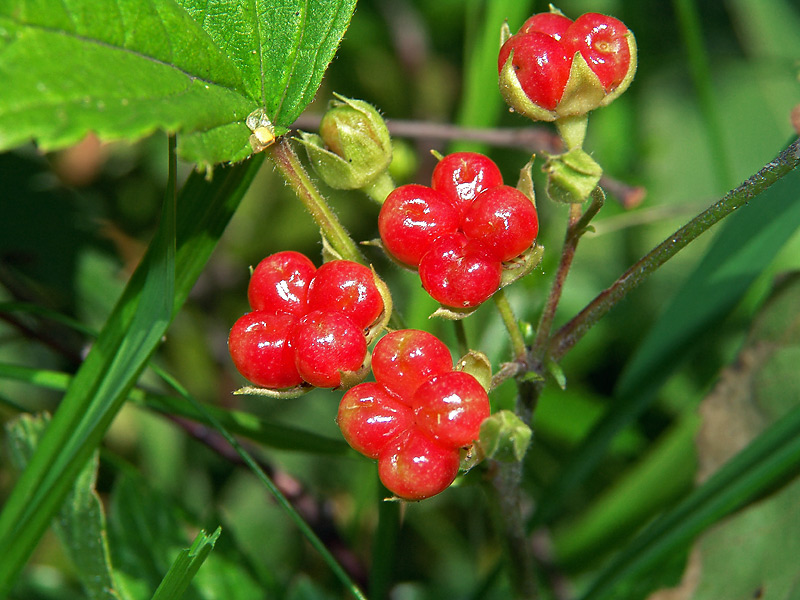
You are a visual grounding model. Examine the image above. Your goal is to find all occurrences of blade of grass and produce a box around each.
[151,365,368,600]
[0,145,263,595]
[578,402,800,600]
[0,362,349,455]
[150,527,221,600]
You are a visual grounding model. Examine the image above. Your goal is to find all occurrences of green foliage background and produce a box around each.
[1,0,799,598]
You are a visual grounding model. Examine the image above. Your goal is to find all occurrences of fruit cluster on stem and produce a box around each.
[337,329,491,500]
[379,152,540,311]
[228,252,389,392]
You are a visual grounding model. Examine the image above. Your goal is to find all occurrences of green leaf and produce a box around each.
[5,413,123,600]
[0,150,263,596]
[0,362,349,455]
[0,0,357,167]
[150,528,221,600]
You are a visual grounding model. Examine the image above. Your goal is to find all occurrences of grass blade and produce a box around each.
[578,403,800,600]
[150,528,221,600]
[0,147,263,595]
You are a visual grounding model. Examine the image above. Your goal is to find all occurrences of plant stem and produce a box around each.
[487,457,538,599]
[267,137,364,264]
[529,202,583,366]
[454,319,469,357]
[493,289,526,361]
[362,171,396,204]
[548,137,800,362]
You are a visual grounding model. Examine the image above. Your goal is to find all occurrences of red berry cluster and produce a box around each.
[228,251,386,390]
[499,12,633,112]
[379,152,538,309]
[337,329,491,500]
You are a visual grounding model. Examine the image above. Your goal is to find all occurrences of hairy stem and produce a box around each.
[549,137,800,362]
[487,378,539,599]
[531,187,605,367]
[488,459,537,599]
[267,137,364,264]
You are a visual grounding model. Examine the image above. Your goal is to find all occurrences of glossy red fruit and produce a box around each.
[371,329,452,400]
[306,260,384,330]
[498,32,571,111]
[337,382,415,459]
[520,12,572,40]
[431,152,504,219]
[563,13,631,92]
[292,310,367,388]
[378,429,460,501]
[418,233,502,308]
[413,371,491,449]
[378,184,459,268]
[228,311,302,389]
[462,185,539,262]
[247,251,316,316]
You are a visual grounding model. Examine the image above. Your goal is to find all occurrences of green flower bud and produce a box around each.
[298,94,392,190]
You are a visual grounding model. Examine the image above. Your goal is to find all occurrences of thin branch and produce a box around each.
[266,137,365,264]
[548,137,800,363]
[291,115,644,208]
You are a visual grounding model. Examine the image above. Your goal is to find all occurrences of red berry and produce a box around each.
[337,382,414,459]
[378,429,460,501]
[228,311,303,389]
[520,12,573,40]
[431,152,504,219]
[247,251,316,316]
[372,329,452,400]
[378,184,459,268]
[412,371,491,450]
[418,233,502,308]
[306,260,384,330]
[292,310,367,388]
[563,13,631,92]
[462,185,539,262]
[498,32,571,111]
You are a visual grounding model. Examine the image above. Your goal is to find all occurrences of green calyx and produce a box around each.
[477,410,533,463]
[298,94,393,191]
[544,147,603,204]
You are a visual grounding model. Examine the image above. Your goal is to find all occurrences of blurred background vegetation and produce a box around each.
[1,0,799,598]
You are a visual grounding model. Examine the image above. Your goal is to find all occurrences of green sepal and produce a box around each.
[364,268,393,345]
[454,350,493,393]
[498,49,559,122]
[544,148,603,204]
[477,410,533,463]
[234,385,312,399]
[429,305,478,321]
[500,243,545,288]
[336,355,373,391]
[546,359,567,390]
[516,156,537,207]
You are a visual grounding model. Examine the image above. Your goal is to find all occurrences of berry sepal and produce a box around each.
[476,410,533,463]
[364,266,394,345]
[454,350,493,393]
[543,147,603,204]
[233,384,312,399]
[499,243,545,288]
